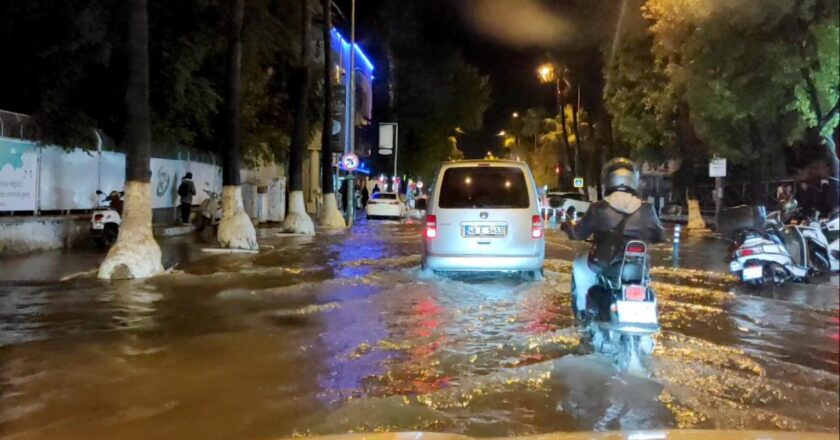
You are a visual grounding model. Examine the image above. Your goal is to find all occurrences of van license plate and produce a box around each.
[742,265,763,280]
[464,225,506,237]
[92,222,104,230]
[616,300,657,324]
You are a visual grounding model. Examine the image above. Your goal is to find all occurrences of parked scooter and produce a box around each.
[90,190,123,248]
[195,189,222,232]
[820,210,839,263]
[580,239,660,373]
[726,204,837,285]
[766,206,839,275]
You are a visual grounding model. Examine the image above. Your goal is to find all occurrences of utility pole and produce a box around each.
[344,0,356,226]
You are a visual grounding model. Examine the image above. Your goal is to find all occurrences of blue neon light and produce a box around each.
[331,28,375,72]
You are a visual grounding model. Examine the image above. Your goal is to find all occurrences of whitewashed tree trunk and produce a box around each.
[282,190,315,234]
[98,181,164,279]
[686,198,707,231]
[218,185,259,250]
[320,192,346,228]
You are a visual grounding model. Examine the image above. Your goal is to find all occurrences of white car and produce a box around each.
[544,191,591,221]
[366,192,406,219]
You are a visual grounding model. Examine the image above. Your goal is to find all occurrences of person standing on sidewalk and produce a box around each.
[178,172,196,224]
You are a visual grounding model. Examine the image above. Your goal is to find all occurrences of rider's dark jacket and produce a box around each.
[566,191,667,244]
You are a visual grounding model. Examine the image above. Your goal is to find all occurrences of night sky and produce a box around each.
[334,0,619,159]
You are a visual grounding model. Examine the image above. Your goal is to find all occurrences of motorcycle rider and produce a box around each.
[562,158,667,323]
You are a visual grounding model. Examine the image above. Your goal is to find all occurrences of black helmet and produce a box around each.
[602,157,639,195]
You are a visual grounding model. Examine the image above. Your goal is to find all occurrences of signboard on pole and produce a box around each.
[573,177,584,188]
[378,123,396,156]
[709,158,727,177]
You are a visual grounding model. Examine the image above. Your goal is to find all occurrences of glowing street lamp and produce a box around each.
[512,112,519,118]
[496,130,506,137]
[537,63,555,83]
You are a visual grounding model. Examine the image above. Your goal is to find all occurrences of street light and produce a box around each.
[496,130,506,136]
[512,112,519,118]
[537,63,555,83]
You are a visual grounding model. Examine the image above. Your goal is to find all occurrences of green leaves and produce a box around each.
[606,0,839,164]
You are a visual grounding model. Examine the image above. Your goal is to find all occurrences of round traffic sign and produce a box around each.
[341,152,359,171]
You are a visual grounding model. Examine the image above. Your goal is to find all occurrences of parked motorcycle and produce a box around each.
[90,190,123,248]
[726,205,837,285]
[195,189,222,232]
[580,239,660,373]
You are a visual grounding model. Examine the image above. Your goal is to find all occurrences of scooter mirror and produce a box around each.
[119,191,125,196]
[96,190,103,195]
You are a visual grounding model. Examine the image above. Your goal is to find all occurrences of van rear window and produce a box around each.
[438,167,530,209]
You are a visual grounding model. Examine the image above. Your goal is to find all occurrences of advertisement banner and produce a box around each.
[0,137,38,211]
[331,85,346,153]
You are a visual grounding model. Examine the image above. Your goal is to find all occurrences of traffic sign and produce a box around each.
[341,152,359,171]
[709,158,727,177]
[573,177,584,188]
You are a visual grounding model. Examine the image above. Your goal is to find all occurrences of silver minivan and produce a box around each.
[422,160,545,277]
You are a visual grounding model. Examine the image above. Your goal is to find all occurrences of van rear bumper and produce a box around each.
[423,253,543,272]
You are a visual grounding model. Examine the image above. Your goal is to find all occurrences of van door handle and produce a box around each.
[477,241,490,245]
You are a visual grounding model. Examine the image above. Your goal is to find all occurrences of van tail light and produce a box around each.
[737,248,755,257]
[425,215,437,239]
[94,214,104,221]
[531,215,543,239]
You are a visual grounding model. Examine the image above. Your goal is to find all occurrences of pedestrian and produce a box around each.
[796,181,813,217]
[339,179,348,212]
[775,184,786,202]
[372,184,380,195]
[177,172,196,224]
[361,185,369,207]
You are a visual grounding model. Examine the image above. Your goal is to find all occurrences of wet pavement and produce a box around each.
[0,219,837,439]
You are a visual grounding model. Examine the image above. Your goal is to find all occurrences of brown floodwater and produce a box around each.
[0,219,837,439]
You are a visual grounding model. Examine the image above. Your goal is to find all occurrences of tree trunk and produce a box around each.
[217,0,258,250]
[556,81,573,189]
[283,0,315,234]
[98,0,164,279]
[319,0,344,228]
[823,134,839,211]
[747,116,764,206]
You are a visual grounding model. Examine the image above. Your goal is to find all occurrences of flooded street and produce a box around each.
[1,220,838,439]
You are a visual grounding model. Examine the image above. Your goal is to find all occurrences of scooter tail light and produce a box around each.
[531,215,543,239]
[625,285,646,301]
[626,242,646,254]
[424,215,437,239]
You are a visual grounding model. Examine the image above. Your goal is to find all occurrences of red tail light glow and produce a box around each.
[626,243,646,254]
[424,215,437,239]
[625,285,646,301]
[531,215,543,239]
[737,248,755,257]
[94,214,104,221]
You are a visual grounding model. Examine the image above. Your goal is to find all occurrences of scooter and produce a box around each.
[581,240,660,373]
[820,210,839,263]
[195,189,222,232]
[90,190,123,248]
[728,229,811,285]
[767,209,838,274]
